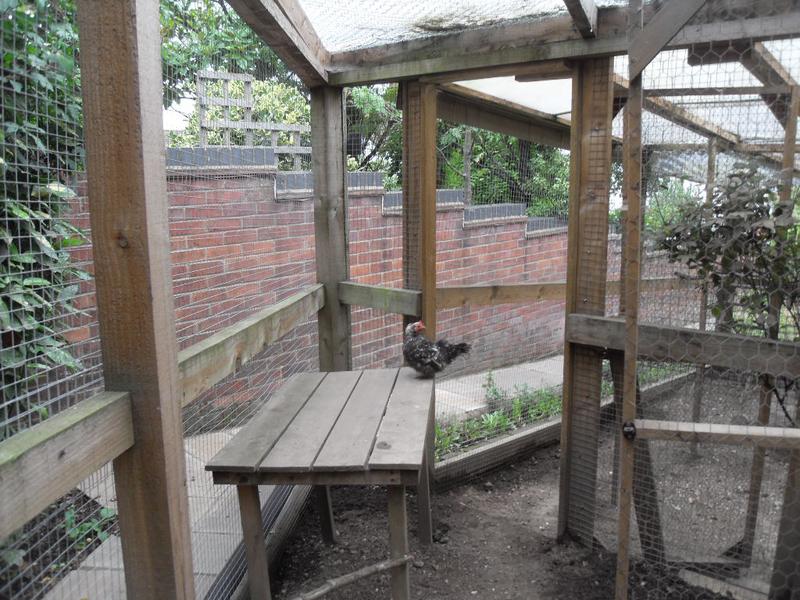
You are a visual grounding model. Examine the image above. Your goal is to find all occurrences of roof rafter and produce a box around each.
[327,0,800,85]
[227,0,329,87]
[563,0,597,38]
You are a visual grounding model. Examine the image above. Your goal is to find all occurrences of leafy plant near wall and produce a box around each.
[0,0,89,438]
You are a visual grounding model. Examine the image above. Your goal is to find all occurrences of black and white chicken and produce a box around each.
[403,320,470,377]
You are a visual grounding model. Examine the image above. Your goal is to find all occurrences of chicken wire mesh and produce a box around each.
[576,13,800,599]
[0,2,123,598]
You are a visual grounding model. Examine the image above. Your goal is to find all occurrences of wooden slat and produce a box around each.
[213,469,419,487]
[226,0,328,87]
[635,420,800,449]
[740,42,798,128]
[75,1,194,596]
[338,282,422,316]
[206,372,326,473]
[437,84,571,149]
[260,371,361,471]
[327,2,800,85]
[566,314,800,379]
[436,282,566,308]
[370,368,434,471]
[0,392,132,540]
[628,0,705,80]
[563,0,597,38]
[314,369,400,471]
[179,284,324,406]
[312,87,352,371]
[401,81,438,336]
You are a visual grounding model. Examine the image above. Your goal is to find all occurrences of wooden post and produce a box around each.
[690,139,716,457]
[616,1,643,597]
[557,57,615,543]
[238,486,272,600]
[400,81,437,336]
[75,1,195,597]
[311,86,352,371]
[769,87,800,599]
[388,485,410,600]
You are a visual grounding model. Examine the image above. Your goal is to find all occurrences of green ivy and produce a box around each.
[1,0,89,439]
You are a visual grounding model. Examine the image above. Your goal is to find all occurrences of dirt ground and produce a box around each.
[272,444,726,600]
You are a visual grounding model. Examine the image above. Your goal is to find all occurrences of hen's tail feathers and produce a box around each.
[437,340,471,363]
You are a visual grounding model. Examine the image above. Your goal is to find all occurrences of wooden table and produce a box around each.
[206,368,435,600]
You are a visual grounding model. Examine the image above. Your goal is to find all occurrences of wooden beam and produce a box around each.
[641,85,791,97]
[312,87,351,371]
[226,0,328,87]
[635,419,800,449]
[563,0,598,38]
[513,60,574,82]
[0,392,132,540]
[327,1,800,85]
[628,0,705,80]
[178,284,325,406]
[614,74,741,145]
[565,314,800,379]
[557,57,615,544]
[401,81,438,336]
[338,282,421,316]
[437,282,566,308]
[741,42,798,128]
[437,84,571,149]
[76,0,194,596]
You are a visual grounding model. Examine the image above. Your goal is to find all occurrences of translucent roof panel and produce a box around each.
[456,77,572,116]
[300,0,569,53]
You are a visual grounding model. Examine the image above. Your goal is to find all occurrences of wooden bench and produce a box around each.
[206,367,435,600]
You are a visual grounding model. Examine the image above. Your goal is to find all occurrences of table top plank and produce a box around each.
[258,370,362,472]
[369,368,434,471]
[313,368,400,472]
[206,372,326,473]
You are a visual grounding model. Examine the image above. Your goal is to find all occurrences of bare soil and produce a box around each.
[272,444,728,600]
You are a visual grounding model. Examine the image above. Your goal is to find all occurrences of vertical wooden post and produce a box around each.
[769,86,800,599]
[237,486,272,600]
[690,139,716,457]
[388,485,411,600]
[616,1,643,597]
[557,58,615,543]
[75,1,195,597]
[311,86,352,371]
[401,81,437,337]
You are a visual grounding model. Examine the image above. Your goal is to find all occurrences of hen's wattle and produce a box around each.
[403,321,470,377]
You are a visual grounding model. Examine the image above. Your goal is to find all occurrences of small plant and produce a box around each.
[481,410,511,435]
[482,371,506,413]
[64,507,116,549]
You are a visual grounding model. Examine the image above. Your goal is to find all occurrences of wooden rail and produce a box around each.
[635,419,800,449]
[340,278,689,314]
[566,314,800,379]
[178,284,325,406]
[339,281,422,316]
[0,392,133,540]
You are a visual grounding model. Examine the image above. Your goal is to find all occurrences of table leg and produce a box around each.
[417,451,433,545]
[314,485,337,544]
[388,485,410,600]
[237,485,271,600]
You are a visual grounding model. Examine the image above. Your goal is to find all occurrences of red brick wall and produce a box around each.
[66,174,585,407]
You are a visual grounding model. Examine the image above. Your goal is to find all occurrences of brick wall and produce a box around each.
[69,172,688,407]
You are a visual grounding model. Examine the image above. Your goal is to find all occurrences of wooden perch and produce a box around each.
[288,555,413,600]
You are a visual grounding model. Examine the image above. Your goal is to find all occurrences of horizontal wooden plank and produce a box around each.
[370,368,434,471]
[436,277,690,309]
[212,469,418,486]
[205,372,325,473]
[635,419,800,449]
[338,282,422,316]
[259,371,361,472]
[566,314,800,378]
[436,282,566,308]
[178,284,324,407]
[327,2,800,85]
[314,369,399,471]
[0,392,133,539]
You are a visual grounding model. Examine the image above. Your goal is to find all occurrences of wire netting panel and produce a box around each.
[0,3,125,598]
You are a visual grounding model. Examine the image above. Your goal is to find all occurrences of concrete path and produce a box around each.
[437,355,564,422]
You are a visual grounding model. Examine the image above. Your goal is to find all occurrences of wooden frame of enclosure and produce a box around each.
[2,0,800,597]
